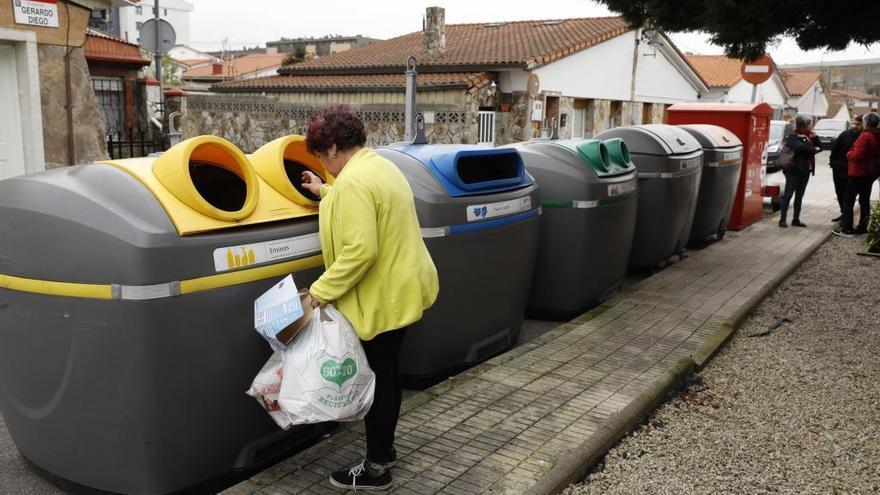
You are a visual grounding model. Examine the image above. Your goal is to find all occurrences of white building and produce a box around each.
[117,0,193,46]
[687,54,791,119]
[780,70,829,119]
[214,12,710,145]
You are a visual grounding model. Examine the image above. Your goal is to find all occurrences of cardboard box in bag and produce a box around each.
[254,275,314,350]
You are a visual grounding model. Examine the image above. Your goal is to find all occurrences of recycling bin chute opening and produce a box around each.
[0,135,330,495]
[597,125,704,269]
[677,124,744,242]
[506,138,638,320]
[249,134,334,207]
[375,144,540,388]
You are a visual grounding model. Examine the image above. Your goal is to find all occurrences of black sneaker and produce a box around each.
[855,227,869,235]
[832,227,854,238]
[792,220,807,227]
[779,220,788,228]
[329,460,392,491]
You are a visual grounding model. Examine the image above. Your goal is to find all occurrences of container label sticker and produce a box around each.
[724,152,741,161]
[467,196,531,222]
[213,233,321,272]
[680,157,701,170]
[608,181,636,197]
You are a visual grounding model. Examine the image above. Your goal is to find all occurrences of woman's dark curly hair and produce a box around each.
[305,105,367,155]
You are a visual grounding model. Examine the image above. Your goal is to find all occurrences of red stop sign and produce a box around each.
[741,55,774,85]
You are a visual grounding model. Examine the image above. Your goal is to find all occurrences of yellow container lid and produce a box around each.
[98,135,325,235]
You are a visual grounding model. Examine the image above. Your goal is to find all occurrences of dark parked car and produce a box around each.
[813,118,850,150]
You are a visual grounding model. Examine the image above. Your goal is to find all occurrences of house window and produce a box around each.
[164,9,168,16]
[136,21,143,31]
[92,76,126,138]
[135,5,142,15]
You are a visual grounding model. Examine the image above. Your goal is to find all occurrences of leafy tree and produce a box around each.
[161,55,182,86]
[282,44,309,66]
[597,0,880,61]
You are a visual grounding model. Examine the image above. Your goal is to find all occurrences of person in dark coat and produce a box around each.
[829,115,862,222]
[779,115,821,228]
[834,112,880,237]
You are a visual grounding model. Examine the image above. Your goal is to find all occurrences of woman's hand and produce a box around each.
[301,171,323,197]
[308,291,326,309]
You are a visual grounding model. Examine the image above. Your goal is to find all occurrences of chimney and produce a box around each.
[424,6,446,58]
[212,62,223,75]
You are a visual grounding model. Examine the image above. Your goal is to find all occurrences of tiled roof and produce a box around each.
[279,17,630,74]
[84,28,151,66]
[183,53,285,80]
[684,55,745,88]
[830,88,878,101]
[213,72,493,92]
[780,70,822,96]
[827,95,848,118]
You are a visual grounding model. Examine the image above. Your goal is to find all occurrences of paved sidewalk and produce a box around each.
[224,166,841,495]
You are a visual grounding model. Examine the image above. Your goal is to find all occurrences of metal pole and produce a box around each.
[404,56,417,142]
[751,83,757,103]
[154,0,161,85]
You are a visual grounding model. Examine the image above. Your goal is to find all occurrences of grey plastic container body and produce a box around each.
[596,125,703,269]
[0,166,326,494]
[374,148,540,386]
[506,141,638,320]
[677,125,743,242]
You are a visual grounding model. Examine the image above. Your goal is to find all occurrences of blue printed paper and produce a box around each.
[254,275,304,350]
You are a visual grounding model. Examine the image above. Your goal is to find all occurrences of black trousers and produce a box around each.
[361,327,407,464]
[841,176,875,231]
[779,171,810,222]
[832,166,849,214]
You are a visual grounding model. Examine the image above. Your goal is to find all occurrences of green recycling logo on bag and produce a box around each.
[320,357,358,387]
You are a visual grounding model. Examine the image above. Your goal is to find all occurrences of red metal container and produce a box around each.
[667,103,773,230]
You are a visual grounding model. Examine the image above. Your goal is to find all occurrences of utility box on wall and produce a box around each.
[666,103,773,230]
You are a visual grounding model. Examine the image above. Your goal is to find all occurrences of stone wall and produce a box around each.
[38,45,108,168]
[181,92,486,152]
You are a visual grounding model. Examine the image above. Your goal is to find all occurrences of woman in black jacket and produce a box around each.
[779,116,822,228]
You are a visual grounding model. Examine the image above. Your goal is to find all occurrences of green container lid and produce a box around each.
[550,139,612,175]
[601,138,637,175]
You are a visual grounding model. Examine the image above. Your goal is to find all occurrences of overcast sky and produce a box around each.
[188,0,880,65]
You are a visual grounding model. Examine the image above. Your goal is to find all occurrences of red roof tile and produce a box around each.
[279,17,630,74]
[780,70,822,96]
[830,88,878,101]
[685,55,744,88]
[183,53,285,80]
[85,28,150,66]
[213,72,493,92]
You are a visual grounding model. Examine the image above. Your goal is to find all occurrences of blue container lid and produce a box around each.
[386,144,533,197]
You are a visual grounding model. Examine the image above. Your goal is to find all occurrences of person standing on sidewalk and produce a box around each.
[829,115,862,222]
[779,115,821,228]
[834,112,880,237]
[301,105,439,491]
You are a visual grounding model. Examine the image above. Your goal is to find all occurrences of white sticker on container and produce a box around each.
[608,181,636,197]
[212,233,321,272]
[466,196,531,222]
[724,152,741,161]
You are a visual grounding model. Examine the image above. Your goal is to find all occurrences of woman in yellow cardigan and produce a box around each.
[301,105,439,491]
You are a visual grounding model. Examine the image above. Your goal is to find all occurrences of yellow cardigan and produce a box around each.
[309,148,439,340]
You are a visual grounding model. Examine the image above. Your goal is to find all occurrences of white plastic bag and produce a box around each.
[249,304,375,427]
[245,351,293,429]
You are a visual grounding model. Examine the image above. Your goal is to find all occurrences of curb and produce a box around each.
[692,229,831,368]
[524,357,694,495]
[526,229,831,495]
